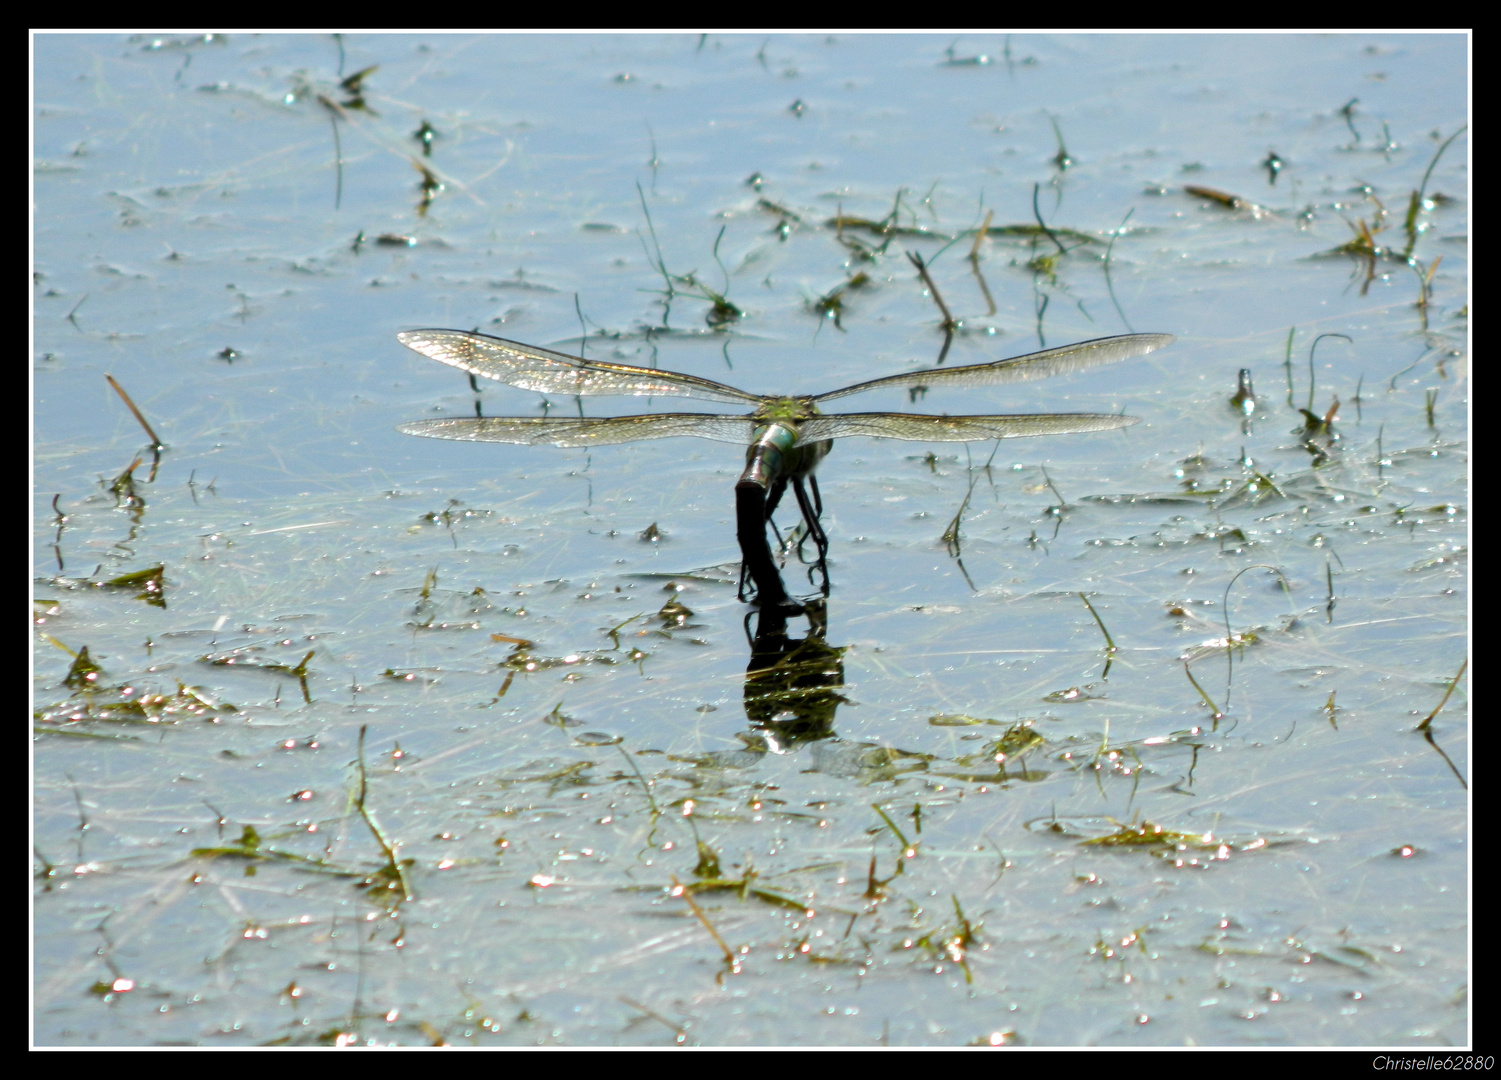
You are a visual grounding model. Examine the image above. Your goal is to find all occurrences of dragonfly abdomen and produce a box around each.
[736,483,791,607]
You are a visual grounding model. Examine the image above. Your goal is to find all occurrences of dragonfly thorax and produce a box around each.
[753,395,820,425]
[739,397,826,491]
[739,418,833,492]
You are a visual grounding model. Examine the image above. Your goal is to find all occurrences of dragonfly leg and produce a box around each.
[806,558,830,597]
[791,477,830,563]
[790,477,831,595]
[767,516,787,553]
[764,476,789,521]
[763,476,791,551]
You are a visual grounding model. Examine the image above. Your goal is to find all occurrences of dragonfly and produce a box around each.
[396,329,1174,605]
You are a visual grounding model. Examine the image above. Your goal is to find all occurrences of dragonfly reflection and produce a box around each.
[396,329,1173,605]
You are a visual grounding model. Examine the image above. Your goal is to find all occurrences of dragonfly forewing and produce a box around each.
[799,412,1139,442]
[397,329,762,406]
[397,413,758,448]
[812,332,1173,403]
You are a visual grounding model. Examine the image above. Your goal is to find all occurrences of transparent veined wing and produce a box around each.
[812,333,1173,403]
[398,413,758,449]
[398,329,763,406]
[799,412,1140,443]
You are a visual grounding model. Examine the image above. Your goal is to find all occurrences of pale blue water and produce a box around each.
[34,32,1467,1046]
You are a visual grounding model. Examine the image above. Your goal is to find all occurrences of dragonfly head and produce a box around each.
[754,396,820,425]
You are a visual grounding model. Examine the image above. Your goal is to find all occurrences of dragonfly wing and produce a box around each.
[813,333,1173,402]
[800,412,1139,442]
[398,413,757,448]
[398,329,762,406]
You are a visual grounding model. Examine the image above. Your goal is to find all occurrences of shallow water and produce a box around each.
[34,32,1467,1046]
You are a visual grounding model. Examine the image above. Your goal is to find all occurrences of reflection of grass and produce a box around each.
[37,676,237,729]
[907,895,981,984]
[191,824,362,878]
[350,724,415,906]
[638,187,743,330]
[1312,126,1466,307]
[38,635,242,729]
[43,564,167,609]
[33,37,1467,1044]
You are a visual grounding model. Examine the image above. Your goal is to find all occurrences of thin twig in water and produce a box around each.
[354,725,414,902]
[1078,592,1117,678]
[1183,662,1224,722]
[1102,207,1136,333]
[968,209,996,315]
[1415,658,1468,790]
[105,374,163,450]
[615,743,662,817]
[670,875,737,967]
[1418,657,1466,732]
[1032,183,1067,256]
